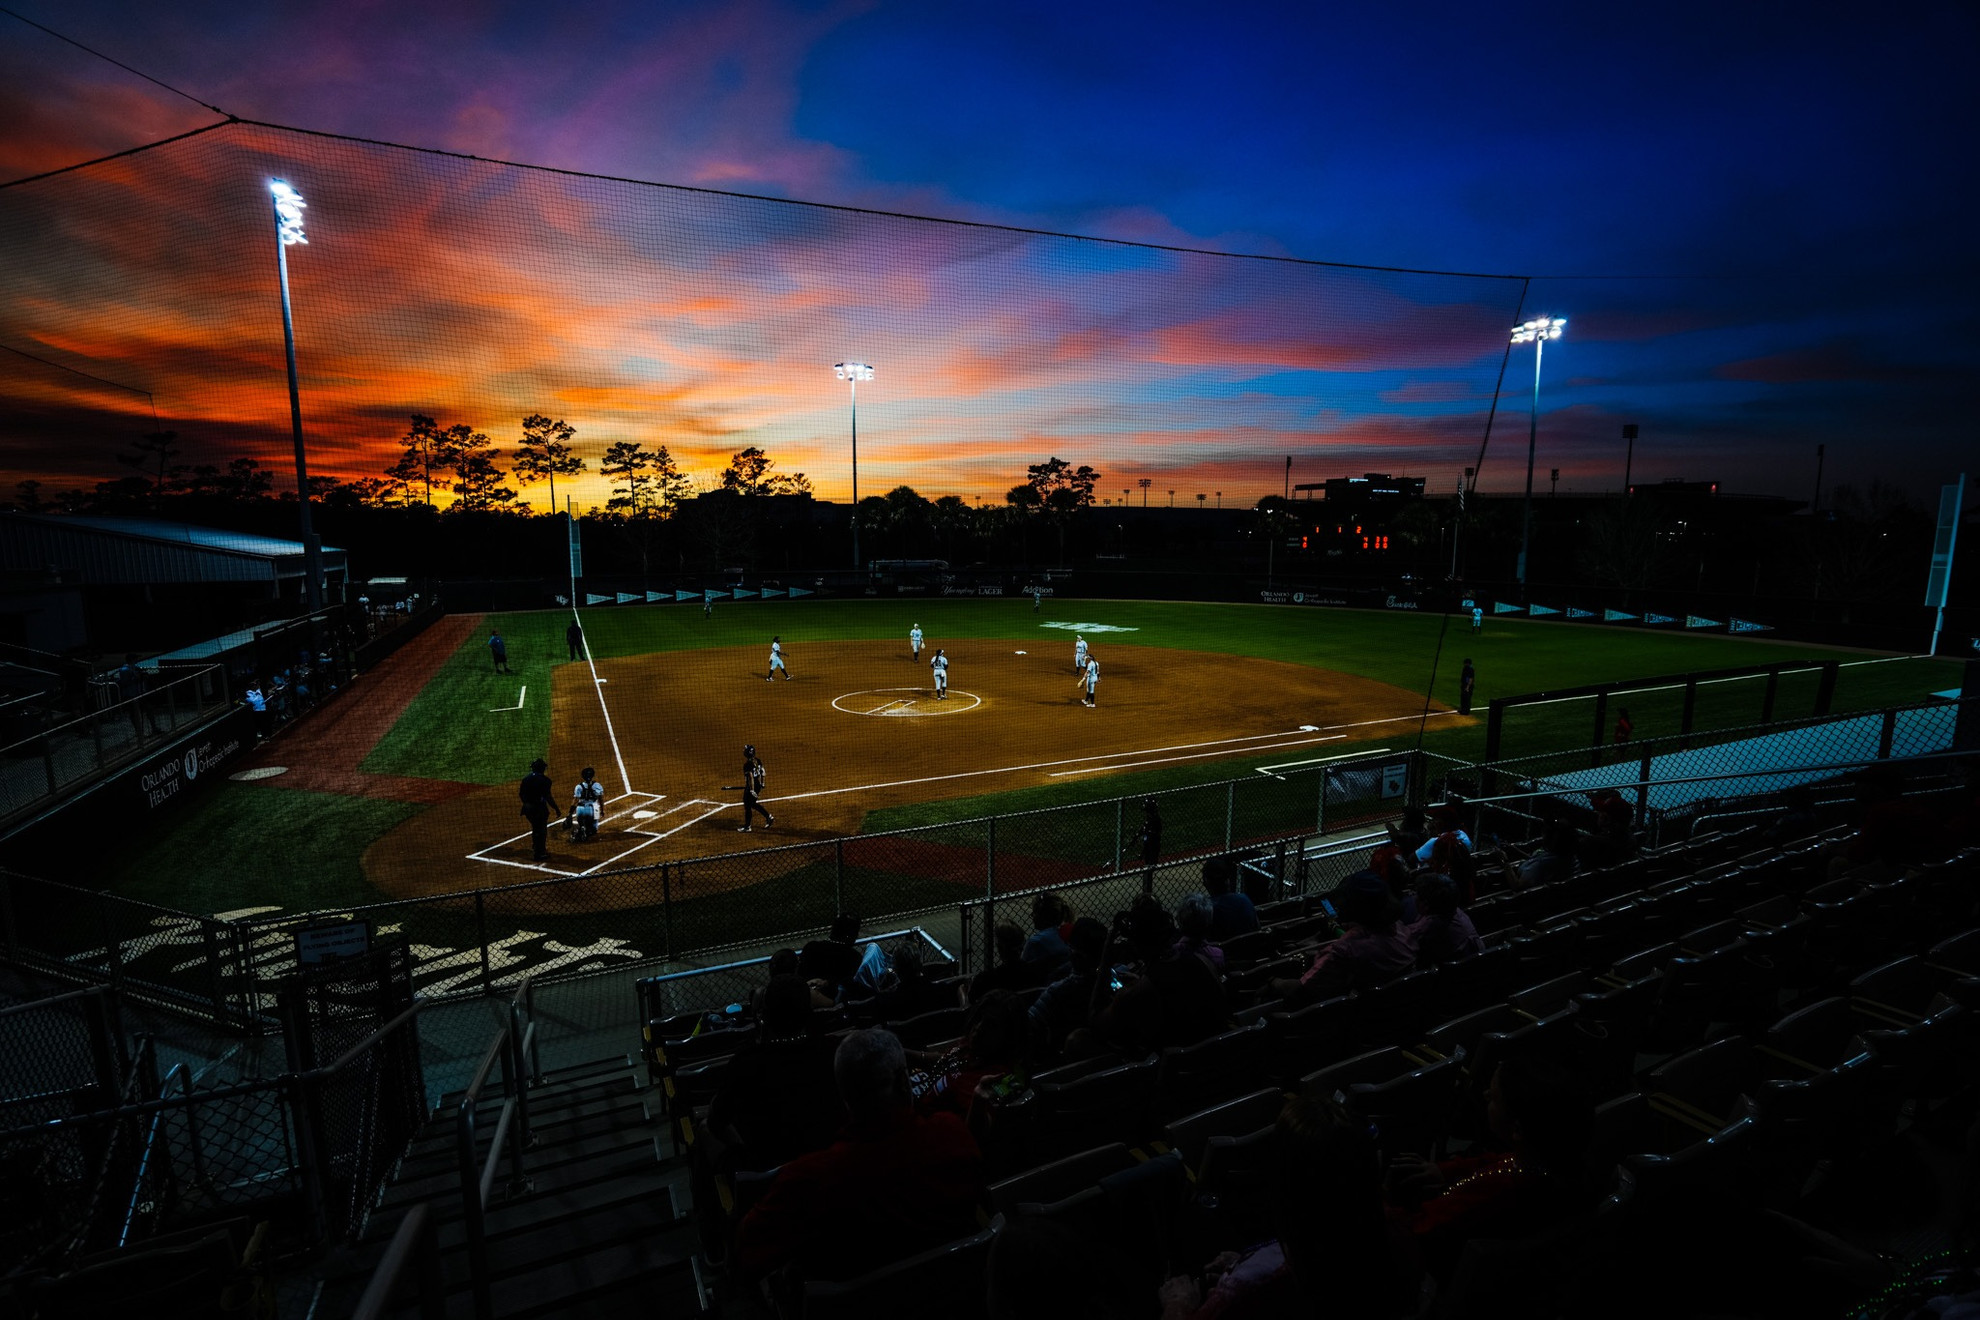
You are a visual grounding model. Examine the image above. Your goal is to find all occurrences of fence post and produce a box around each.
[1114,800,1124,873]
[1225,782,1235,850]
[0,871,16,965]
[1317,771,1327,836]
[986,818,996,901]
[289,1072,330,1245]
[661,864,675,961]
[1679,677,1698,750]
[834,839,846,916]
[474,891,492,995]
[1878,707,1897,760]
[1636,748,1654,822]
[957,903,974,979]
[99,891,123,986]
[203,920,227,1025]
[1761,669,1779,724]
[1814,661,1838,715]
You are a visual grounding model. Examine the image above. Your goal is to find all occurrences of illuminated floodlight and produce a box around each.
[1510,316,1565,345]
[833,363,874,569]
[1510,318,1566,586]
[270,179,308,246]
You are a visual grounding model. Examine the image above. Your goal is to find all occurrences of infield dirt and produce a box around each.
[360,638,1455,899]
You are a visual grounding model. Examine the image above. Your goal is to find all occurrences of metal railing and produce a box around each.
[634,927,956,1029]
[0,663,231,826]
[456,981,537,1320]
[351,1200,445,1320]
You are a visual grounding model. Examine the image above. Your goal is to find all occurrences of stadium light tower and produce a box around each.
[1510,316,1566,589]
[269,179,323,612]
[834,362,873,569]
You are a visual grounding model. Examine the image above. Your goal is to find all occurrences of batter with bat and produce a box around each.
[733,743,776,832]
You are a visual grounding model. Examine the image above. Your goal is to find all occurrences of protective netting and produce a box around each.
[2,120,1525,505]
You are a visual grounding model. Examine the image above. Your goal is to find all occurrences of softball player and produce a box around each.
[930,648,949,699]
[1079,656,1099,707]
[738,745,775,831]
[910,624,924,663]
[1073,634,1088,674]
[766,636,792,681]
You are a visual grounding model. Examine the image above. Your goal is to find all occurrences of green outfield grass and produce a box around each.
[365,597,1957,809]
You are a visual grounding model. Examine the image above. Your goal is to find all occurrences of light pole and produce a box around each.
[834,362,872,569]
[1510,316,1566,589]
[270,179,323,612]
[1622,423,1638,493]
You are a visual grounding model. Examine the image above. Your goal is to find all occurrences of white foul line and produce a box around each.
[576,617,632,794]
[758,710,1460,806]
[487,684,527,713]
[1257,746,1392,774]
[1052,734,1346,777]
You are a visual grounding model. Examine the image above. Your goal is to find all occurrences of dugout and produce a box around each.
[0,514,349,654]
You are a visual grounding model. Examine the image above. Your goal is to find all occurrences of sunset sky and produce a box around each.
[1,1,1973,511]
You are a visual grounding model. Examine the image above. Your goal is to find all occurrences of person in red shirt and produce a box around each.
[737,1028,985,1283]
[1385,1056,1593,1284]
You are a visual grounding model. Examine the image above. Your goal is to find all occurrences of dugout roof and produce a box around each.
[0,514,346,587]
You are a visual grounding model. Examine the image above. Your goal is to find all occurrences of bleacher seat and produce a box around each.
[800,1220,1001,1320]
[1153,1022,1267,1119]
[986,1143,1137,1219]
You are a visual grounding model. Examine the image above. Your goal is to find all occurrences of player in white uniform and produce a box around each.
[930,648,949,699]
[766,636,791,681]
[910,624,924,663]
[1080,656,1099,707]
[568,766,606,842]
[1073,634,1088,674]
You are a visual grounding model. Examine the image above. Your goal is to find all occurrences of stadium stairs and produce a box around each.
[310,1053,704,1318]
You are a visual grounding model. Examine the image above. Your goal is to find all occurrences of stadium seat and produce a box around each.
[1427,944,1520,1016]
[1093,1151,1190,1291]
[1218,929,1278,967]
[888,1005,970,1051]
[1313,1045,1467,1159]
[1262,993,1362,1083]
[987,1143,1138,1219]
[1153,1022,1268,1119]
[1018,1056,1162,1163]
[1160,1087,1286,1177]
[1508,971,1588,1018]
[1194,1125,1283,1246]
[800,1219,1001,1320]
[1344,966,1443,1052]
[1929,927,1980,977]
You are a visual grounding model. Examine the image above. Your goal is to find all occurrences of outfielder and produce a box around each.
[1073,634,1088,674]
[766,636,792,681]
[738,744,775,831]
[704,588,715,619]
[930,647,949,700]
[910,623,924,663]
[1078,655,1099,707]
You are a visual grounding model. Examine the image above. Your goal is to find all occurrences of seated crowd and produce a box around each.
[664,768,1980,1318]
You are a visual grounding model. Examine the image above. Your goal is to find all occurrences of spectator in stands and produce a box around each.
[867,945,948,1022]
[1516,821,1579,890]
[1826,763,1944,880]
[709,974,840,1170]
[1173,893,1226,973]
[1412,805,1468,864]
[1158,1094,1413,1320]
[1021,893,1074,972]
[1385,1056,1594,1285]
[911,989,1030,1123]
[1612,706,1634,752]
[969,922,1044,1003]
[1030,917,1110,1057]
[1367,833,1415,888]
[1267,871,1417,1005]
[737,1028,984,1282]
[1201,857,1260,940]
[1405,874,1481,965]
[989,1215,1130,1320]
[243,681,269,739]
[1760,785,1822,847]
[1580,790,1637,867]
[1385,806,1428,857]
[1086,896,1225,1056]
[798,914,862,996]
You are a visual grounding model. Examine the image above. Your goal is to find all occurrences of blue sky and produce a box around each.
[1,0,1972,505]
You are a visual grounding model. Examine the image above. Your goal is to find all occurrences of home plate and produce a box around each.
[633,810,659,820]
[1299,724,1320,731]
[1015,650,1027,655]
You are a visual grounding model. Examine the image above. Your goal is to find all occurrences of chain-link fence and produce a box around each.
[0,988,428,1271]
[1452,694,1975,826]
[633,926,955,1028]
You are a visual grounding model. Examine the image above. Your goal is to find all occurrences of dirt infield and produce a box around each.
[361,639,1456,901]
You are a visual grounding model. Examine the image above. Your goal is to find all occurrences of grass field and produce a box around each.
[102,597,1959,922]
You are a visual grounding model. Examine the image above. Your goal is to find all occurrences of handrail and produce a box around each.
[118,1060,184,1248]
[0,983,118,1023]
[351,1201,444,1320]
[320,997,429,1073]
[457,1020,532,1320]
[1434,746,1977,811]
